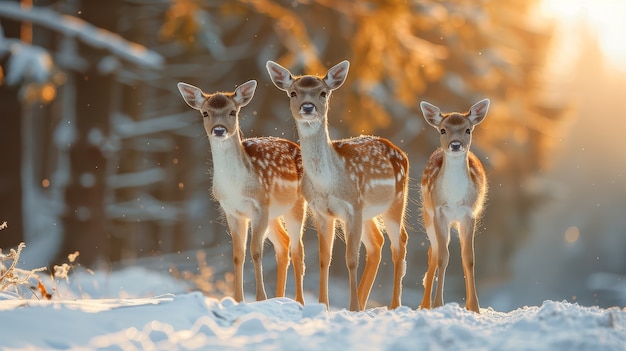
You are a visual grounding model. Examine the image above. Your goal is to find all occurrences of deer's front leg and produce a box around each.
[314,212,335,309]
[433,213,450,308]
[421,209,437,309]
[420,246,436,309]
[344,210,364,311]
[250,208,270,301]
[226,214,248,302]
[459,216,480,313]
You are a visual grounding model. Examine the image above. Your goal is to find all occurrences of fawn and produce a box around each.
[267,60,410,311]
[419,99,490,313]
[177,80,307,304]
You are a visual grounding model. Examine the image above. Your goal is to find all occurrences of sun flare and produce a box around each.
[539,0,626,72]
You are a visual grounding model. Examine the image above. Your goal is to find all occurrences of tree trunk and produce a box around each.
[0,84,24,251]
[56,0,120,266]
[0,15,25,251]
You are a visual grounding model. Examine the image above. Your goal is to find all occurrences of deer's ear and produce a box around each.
[177,82,206,110]
[469,99,490,125]
[324,60,349,91]
[266,61,294,92]
[233,80,257,107]
[420,101,442,128]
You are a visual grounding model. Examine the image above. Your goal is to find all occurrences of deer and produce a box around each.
[267,60,410,312]
[418,98,490,313]
[177,80,307,305]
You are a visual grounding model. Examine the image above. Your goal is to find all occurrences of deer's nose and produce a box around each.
[212,126,227,137]
[301,103,315,114]
[449,141,463,151]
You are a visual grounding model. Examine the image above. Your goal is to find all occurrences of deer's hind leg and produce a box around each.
[267,218,290,299]
[382,205,409,309]
[357,219,384,310]
[282,198,307,304]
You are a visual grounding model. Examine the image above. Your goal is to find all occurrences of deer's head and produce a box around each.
[420,99,490,156]
[266,61,349,125]
[177,80,257,140]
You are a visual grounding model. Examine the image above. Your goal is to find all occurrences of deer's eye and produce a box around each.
[440,129,446,135]
[320,91,327,98]
[290,91,297,98]
[466,128,471,134]
[202,111,209,118]
[230,110,236,117]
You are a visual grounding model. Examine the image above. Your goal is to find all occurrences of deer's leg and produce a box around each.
[382,202,409,309]
[344,211,364,312]
[357,219,384,310]
[250,209,270,301]
[268,218,290,299]
[314,212,335,309]
[420,246,436,309]
[420,209,437,309]
[459,217,480,313]
[283,198,307,305]
[433,214,450,308]
[226,214,248,303]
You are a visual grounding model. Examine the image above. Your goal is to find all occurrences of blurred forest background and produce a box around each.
[1,0,624,311]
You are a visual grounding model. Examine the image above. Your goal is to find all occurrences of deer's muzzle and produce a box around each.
[449,140,463,152]
[300,103,316,116]
[212,126,228,137]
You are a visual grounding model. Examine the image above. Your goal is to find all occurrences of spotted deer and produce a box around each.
[177,80,307,304]
[419,99,490,313]
[267,60,409,311]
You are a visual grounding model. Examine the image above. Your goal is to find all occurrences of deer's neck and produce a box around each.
[209,135,249,184]
[441,151,469,171]
[296,118,341,178]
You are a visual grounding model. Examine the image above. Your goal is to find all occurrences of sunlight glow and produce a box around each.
[539,0,626,72]
[564,226,580,244]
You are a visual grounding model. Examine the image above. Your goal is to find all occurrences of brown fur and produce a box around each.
[298,76,323,88]
[177,80,307,305]
[207,94,231,109]
[267,60,409,312]
[419,99,490,314]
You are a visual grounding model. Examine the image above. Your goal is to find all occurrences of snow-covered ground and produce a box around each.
[0,266,624,351]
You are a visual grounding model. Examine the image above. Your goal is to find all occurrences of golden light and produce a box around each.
[41,83,56,103]
[564,226,580,244]
[539,0,626,72]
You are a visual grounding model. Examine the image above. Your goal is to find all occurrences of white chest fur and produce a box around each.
[210,139,258,216]
[438,155,472,219]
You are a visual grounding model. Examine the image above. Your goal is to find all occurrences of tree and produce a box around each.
[0,0,163,266]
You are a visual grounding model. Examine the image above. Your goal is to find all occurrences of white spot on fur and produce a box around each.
[367,177,395,188]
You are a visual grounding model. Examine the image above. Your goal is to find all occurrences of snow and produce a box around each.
[3,43,53,85]
[1,267,624,350]
[0,2,163,69]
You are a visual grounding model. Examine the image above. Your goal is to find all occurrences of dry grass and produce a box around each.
[1,221,81,299]
[170,250,233,299]
[0,242,49,298]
